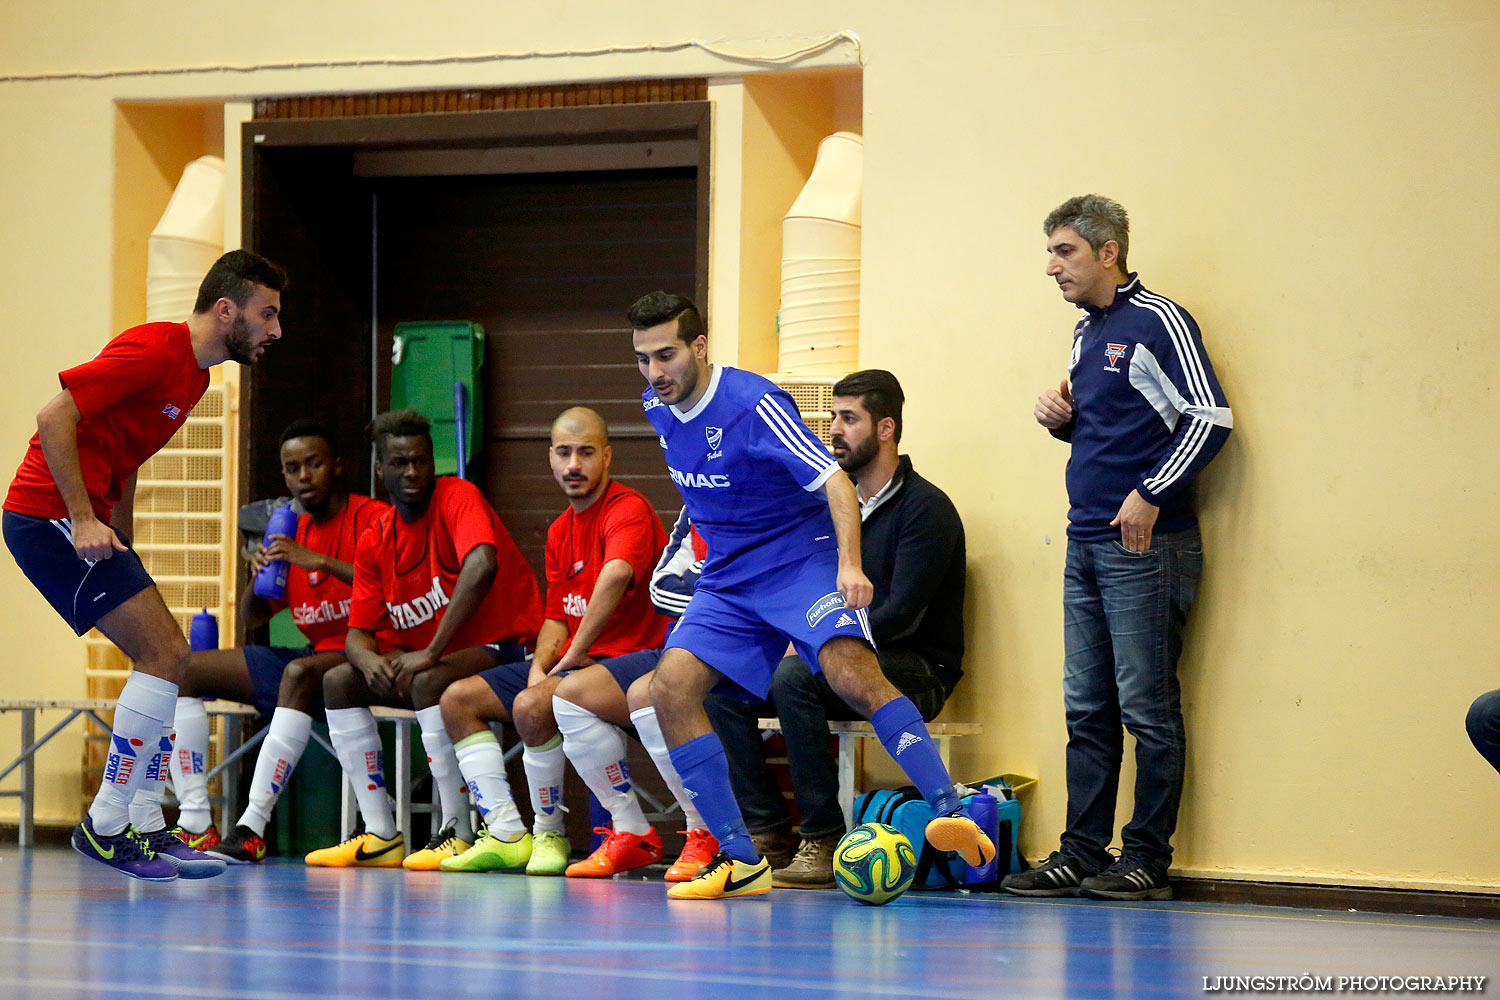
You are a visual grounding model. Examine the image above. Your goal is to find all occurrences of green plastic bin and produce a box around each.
[391,321,486,476]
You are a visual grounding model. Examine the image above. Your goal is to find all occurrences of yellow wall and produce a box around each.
[1,1,1497,891]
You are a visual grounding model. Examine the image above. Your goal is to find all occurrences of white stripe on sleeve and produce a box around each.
[755,395,836,475]
[1131,292,1213,408]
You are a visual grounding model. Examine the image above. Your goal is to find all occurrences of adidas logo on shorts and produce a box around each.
[895,732,923,755]
[834,613,856,628]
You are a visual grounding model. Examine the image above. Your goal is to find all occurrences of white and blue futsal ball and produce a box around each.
[833,822,918,905]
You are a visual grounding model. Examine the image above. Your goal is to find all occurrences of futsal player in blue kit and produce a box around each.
[629,291,994,900]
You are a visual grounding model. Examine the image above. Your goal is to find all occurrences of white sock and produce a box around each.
[417,705,473,841]
[127,724,174,834]
[237,707,313,837]
[90,672,177,836]
[522,735,567,835]
[454,731,525,837]
[169,696,213,833]
[556,697,649,836]
[326,707,397,840]
[632,705,706,831]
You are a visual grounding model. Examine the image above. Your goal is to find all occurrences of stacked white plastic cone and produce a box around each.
[147,155,225,323]
[778,132,862,376]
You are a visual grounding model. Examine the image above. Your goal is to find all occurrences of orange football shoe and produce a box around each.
[565,827,663,878]
[665,829,719,883]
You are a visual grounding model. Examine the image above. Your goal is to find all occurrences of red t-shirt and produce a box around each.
[270,494,389,652]
[348,476,542,654]
[5,322,210,522]
[546,480,671,660]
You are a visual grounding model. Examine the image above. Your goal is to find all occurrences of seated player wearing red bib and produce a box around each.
[439,407,680,876]
[548,506,723,883]
[2,249,285,880]
[170,419,387,863]
[305,409,542,870]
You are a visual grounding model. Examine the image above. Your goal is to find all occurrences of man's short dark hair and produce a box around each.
[193,249,288,314]
[278,418,339,452]
[833,369,905,445]
[367,409,433,461]
[627,291,705,347]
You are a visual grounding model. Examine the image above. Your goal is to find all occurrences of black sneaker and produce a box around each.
[1000,851,1095,897]
[209,824,269,864]
[1079,857,1172,900]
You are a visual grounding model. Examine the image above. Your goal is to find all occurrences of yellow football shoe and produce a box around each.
[441,828,534,873]
[666,851,771,900]
[925,813,995,867]
[403,827,472,871]
[305,831,406,868]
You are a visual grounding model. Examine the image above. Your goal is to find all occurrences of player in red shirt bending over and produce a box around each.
[170,419,387,863]
[2,249,286,880]
[305,409,542,870]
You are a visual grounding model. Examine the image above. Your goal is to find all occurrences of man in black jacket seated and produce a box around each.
[705,369,967,888]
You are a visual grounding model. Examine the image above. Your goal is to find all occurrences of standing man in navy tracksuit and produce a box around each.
[1003,195,1233,901]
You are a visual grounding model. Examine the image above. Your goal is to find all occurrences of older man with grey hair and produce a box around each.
[1004,194,1233,901]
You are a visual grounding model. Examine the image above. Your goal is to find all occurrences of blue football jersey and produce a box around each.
[643,365,839,588]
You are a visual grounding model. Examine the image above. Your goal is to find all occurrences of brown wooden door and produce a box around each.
[373,167,697,577]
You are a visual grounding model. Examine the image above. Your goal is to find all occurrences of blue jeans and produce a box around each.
[1060,527,1202,869]
[706,648,948,839]
[1467,688,1500,775]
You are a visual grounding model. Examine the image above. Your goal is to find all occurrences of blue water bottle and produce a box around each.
[189,608,219,651]
[964,791,1001,883]
[253,503,299,600]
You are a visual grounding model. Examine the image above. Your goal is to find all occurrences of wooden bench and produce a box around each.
[0,698,267,847]
[3,699,968,850]
[757,718,983,831]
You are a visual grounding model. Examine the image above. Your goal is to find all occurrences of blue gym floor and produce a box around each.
[0,848,1495,999]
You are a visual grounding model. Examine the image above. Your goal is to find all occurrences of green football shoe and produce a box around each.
[439,827,532,873]
[526,830,571,876]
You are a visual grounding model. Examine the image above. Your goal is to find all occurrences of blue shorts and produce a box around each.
[243,645,315,716]
[667,551,875,702]
[479,647,663,713]
[2,510,156,636]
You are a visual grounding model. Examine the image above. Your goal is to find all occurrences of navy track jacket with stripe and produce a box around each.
[1050,274,1233,542]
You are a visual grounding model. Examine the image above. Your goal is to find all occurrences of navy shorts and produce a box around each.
[666,551,875,702]
[477,658,532,713]
[597,647,665,696]
[483,643,530,666]
[243,644,316,716]
[479,646,663,713]
[3,510,156,636]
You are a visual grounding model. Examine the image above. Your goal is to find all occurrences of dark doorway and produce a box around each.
[373,167,697,572]
[242,102,710,859]
[243,103,709,577]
